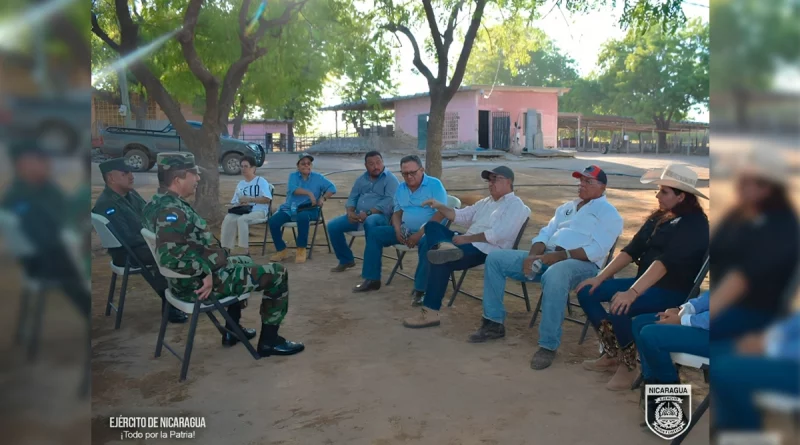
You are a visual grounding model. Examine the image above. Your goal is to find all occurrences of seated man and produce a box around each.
[402,166,530,329]
[470,166,623,372]
[352,155,447,292]
[143,152,303,357]
[327,151,399,272]
[631,290,710,416]
[92,158,187,323]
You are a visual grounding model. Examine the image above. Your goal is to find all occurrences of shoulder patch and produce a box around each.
[165,213,179,222]
[105,207,116,215]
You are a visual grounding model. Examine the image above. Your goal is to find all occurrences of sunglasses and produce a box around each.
[401,168,422,178]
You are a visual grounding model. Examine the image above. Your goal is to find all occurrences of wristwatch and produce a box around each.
[564,249,571,259]
[366,210,373,216]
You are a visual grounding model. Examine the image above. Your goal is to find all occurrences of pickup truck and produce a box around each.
[98,121,265,175]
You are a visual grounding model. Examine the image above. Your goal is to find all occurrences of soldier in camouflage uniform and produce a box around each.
[142,152,304,357]
[92,158,188,323]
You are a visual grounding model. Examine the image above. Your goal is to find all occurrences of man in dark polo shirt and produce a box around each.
[92,158,187,323]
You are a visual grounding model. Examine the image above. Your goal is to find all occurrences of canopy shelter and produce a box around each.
[556,112,709,155]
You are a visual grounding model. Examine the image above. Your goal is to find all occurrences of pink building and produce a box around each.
[321,85,569,149]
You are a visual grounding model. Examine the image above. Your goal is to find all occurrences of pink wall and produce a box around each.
[478,90,560,148]
[227,122,289,138]
[393,89,560,149]
[393,90,478,148]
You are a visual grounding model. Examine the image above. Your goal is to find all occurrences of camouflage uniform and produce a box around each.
[142,152,288,326]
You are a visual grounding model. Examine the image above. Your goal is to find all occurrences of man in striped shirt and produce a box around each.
[402,166,530,329]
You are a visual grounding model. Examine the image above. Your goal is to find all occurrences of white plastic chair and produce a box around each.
[385,195,461,285]
[90,213,143,329]
[141,228,259,381]
[669,352,710,445]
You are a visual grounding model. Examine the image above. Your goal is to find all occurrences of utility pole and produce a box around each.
[118,70,134,127]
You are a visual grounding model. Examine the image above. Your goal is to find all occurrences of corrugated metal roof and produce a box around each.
[319,85,571,112]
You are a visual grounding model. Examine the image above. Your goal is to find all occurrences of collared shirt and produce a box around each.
[394,174,447,232]
[453,192,530,254]
[531,195,623,268]
[346,168,400,216]
[280,171,337,212]
[679,290,710,330]
[764,313,800,361]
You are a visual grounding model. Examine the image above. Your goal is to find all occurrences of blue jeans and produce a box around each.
[268,208,320,252]
[481,249,599,351]
[711,305,776,342]
[327,213,389,265]
[361,225,403,281]
[632,313,709,382]
[417,221,487,310]
[712,355,800,430]
[577,278,688,348]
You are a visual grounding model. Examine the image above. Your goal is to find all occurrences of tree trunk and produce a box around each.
[425,88,447,179]
[184,126,222,222]
[232,106,245,139]
[732,89,750,131]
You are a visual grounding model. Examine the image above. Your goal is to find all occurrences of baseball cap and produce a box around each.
[297,153,314,164]
[99,158,134,175]
[480,166,515,183]
[572,165,607,185]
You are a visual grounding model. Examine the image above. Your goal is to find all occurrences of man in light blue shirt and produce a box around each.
[353,155,447,293]
[328,151,400,272]
[269,153,336,263]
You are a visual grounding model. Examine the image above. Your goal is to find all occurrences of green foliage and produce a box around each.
[593,17,709,127]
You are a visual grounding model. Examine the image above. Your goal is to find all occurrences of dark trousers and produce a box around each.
[577,278,688,347]
[419,221,487,311]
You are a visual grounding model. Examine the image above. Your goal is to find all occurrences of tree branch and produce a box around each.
[421,0,443,55]
[91,12,121,53]
[446,0,489,98]
[383,23,436,84]
[442,0,465,50]
[178,0,220,90]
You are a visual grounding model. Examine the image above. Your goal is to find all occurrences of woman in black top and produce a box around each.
[576,164,709,390]
[709,151,798,342]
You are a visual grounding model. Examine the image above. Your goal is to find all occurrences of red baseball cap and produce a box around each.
[572,165,608,185]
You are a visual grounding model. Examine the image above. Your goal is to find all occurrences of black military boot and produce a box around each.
[467,318,506,343]
[222,302,256,347]
[257,325,305,357]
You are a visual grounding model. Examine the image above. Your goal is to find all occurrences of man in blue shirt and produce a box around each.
[353,155,447,292]
[327,151,400,272]
[269,153,336,263]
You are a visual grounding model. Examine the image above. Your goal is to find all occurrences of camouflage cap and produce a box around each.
[156,152,203,173]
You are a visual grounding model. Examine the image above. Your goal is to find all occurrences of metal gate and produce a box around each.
[492,111,511,150]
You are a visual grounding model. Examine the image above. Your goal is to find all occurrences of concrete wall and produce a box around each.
[393,90,479,148]
[478,90,560,148]
[228,122,289,138]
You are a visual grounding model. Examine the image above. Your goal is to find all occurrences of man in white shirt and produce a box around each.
[220,155,273,255]
[469,165,623,371]
[403,166,530,329]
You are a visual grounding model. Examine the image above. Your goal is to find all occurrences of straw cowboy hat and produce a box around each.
[734,148,789,186]
[640,164,708,200]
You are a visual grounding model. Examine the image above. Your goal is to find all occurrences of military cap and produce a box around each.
[99,158,134,175]
[8,138,47,161]
[156,152,203,173]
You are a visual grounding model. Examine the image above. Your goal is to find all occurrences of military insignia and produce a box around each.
[165,213,179,222]
[105,207,116,215]
[645,384,691,440]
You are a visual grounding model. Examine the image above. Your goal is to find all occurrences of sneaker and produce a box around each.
[427,242,464,265]
[467,318,505,343]
[582,354,619,372]
[270,250,290,262]
[402,307,440,329]
[295,248,308,264]
[530,347,557,370]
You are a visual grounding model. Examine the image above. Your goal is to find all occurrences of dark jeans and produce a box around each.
[268,208,321,252]
[632,313,709,382]
[418,221,487,311]
[577,277,688,347]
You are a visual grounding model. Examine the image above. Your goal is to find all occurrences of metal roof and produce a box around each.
[319,85,571,112]
[558,112,709,133]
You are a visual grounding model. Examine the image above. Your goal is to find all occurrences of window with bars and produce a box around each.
[443,112,459,148]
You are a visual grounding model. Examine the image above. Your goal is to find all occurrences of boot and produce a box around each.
[582,353,619,372]
[295,248,308,264]
[257,325,305,357]
[606,363,639,391]
[270,249,290,262]
[221,302,256,347]
[467,318,506,343]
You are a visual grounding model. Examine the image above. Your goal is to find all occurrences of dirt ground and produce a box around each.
[88,162,713,445]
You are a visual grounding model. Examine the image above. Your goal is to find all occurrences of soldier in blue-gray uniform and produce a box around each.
[142,152,303,357]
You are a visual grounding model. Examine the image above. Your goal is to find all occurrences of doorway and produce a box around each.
[478,110,490,149]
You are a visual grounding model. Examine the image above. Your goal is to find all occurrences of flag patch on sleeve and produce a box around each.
[165,213,179,222]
